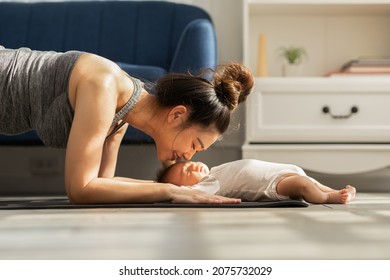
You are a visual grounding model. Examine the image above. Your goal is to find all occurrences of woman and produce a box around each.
[0,46,254,204]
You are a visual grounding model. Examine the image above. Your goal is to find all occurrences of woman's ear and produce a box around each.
[167,105,188,124]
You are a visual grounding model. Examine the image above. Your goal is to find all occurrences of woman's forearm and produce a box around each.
[113,177,155,183]
[67,176,241,205]
[67,177,173,204]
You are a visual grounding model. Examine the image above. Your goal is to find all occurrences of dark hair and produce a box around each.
[154,62,254,134]
[155,164,174,184]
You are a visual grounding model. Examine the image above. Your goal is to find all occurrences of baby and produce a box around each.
[157,159,356,204]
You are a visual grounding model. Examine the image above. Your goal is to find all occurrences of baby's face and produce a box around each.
[166,161,210,186]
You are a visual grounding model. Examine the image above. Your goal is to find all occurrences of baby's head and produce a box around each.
[157,161,210,186]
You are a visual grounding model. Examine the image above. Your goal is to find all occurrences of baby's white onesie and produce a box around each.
[193,159,312,201]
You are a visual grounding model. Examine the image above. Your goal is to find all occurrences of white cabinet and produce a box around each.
[242,0,390,174]
[246,77,390,143]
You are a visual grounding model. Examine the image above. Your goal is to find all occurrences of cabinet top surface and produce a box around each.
[245,0,390,15]
[246,0,390,4]
[253,77,390,91]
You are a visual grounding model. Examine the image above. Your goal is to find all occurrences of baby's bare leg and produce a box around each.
[276,175,356,204]
[311,179,356,203]
[310,178,335,193]
[277,175,328,203]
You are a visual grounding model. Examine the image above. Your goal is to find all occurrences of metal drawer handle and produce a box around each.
[322,105,359,119]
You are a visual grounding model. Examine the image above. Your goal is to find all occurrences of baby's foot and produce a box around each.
[327,185,356,204]
[344,185,356,203]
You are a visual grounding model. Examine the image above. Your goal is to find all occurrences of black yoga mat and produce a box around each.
[0,197,309,209]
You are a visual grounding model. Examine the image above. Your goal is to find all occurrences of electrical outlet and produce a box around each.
[30,156,60,176]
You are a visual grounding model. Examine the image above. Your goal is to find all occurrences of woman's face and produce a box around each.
[156,124,220,163]
[166,161,210,186]
[154,105,220,163]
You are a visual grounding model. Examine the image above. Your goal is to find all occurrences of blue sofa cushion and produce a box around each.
[171,19,217,74]
[0,131,43,145]
[0,127,153,145]
[0,1,216,76]
[116,63,167,83]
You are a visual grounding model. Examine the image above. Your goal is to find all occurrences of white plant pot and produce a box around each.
[282,63,303,77]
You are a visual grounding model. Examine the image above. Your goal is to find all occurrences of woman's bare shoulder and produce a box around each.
[73,53,122,81]
[69,53,128,108]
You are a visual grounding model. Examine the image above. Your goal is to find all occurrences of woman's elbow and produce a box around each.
[65,182,90,205]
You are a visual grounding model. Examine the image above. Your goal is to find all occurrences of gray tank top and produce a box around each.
[0,46,142,148]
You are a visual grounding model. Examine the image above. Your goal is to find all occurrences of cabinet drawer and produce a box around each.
[246,78,390,143]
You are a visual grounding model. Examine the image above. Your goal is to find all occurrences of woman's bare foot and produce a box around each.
[327,185,356,204]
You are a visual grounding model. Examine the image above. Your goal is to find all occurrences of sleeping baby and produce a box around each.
[157,159,356,204]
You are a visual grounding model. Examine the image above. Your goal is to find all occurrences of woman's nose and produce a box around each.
[183,150,196,161]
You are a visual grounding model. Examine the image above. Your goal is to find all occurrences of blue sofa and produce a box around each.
[0,0,217,144]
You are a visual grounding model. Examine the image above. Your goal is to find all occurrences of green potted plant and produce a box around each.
[278,46,307,76]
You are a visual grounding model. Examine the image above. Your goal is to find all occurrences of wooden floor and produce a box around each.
[0,193,390,260]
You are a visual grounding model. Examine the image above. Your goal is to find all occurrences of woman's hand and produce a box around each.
[168,185,241,204]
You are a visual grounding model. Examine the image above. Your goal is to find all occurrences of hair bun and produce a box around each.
[213,62,254,111]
